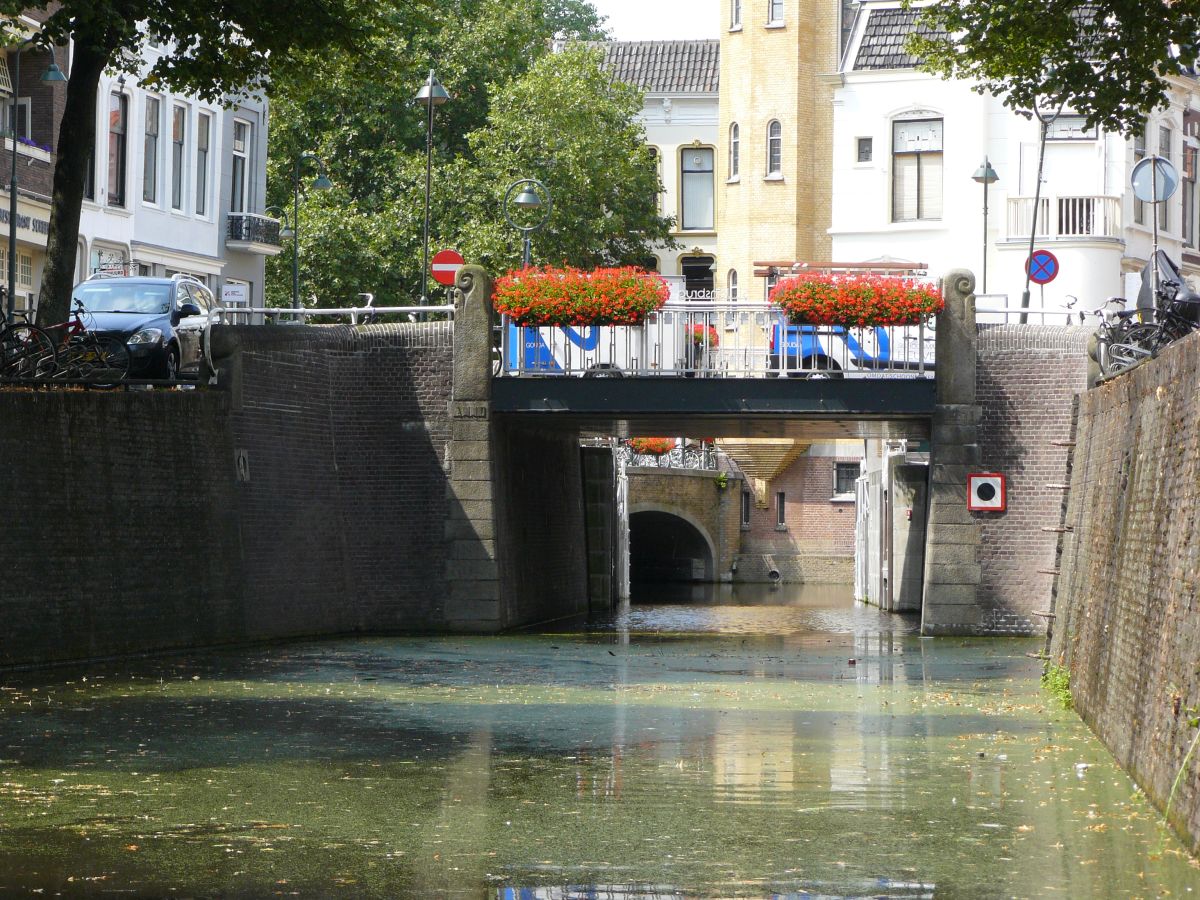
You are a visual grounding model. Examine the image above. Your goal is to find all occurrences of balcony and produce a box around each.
[226,212,284,255]
[1006,195,1122,242]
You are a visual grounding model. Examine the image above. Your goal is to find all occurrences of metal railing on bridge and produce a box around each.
[499,301,934,379]
[617,442,719,470]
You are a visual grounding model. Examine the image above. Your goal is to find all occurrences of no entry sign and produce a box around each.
[431,248,465,286]
[1026,249,1059,285]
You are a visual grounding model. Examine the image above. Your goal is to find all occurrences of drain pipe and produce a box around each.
[762,554,781,583]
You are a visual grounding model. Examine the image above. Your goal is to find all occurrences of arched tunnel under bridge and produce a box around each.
[629,510,716,584]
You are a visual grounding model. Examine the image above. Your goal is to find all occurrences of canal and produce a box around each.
[0,585,1196,896]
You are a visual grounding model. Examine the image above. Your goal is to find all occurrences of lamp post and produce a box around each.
[6,41,65,324]
[1020,92,1064,323]
[503,179,552,268]
[414,69,449,304]
[971,158,999,294]
[288,153,332,310]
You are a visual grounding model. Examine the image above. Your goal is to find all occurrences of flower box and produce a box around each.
[629,437,675,455]
[768,273,943,327]
[493,265,670,327]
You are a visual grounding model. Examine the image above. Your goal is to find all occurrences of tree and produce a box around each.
[909,1,1200,136]
[266,2,671,308]
[1,0,385,326]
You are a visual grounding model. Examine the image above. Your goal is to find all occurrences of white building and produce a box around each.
[602,40,720,295]
[74,40,277,306]
[831,1,1200,312]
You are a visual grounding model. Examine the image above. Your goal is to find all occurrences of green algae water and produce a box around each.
[0,585,1196,897]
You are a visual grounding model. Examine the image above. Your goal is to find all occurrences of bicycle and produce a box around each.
[0,311,58,380]
[43,299,131,384]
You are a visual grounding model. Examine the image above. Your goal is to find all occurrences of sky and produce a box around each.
[589,0,720,41]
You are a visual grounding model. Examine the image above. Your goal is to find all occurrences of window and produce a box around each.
[171,105,186,210]
[764,269,779,300]
[775,491,786,528]
[231,120,250,214]
[1134,126,1147,225]
[766,120,782,176]
[741,489,751,527]
[857,136,873,162]
[5,98,30,140]
[142,97,159,203]
[834,462,859,496]
[729,122,740,178]
[1184,145,1197,248]
[680,146,714,230]
[196,112,211,216]
[1046,114,1097,140]
[1160,126,1173,232]
[107,91,128,207]
[731,0,742,28]
[728,269,738,302]
[892,117,943,222]
[84,144,95,201]
[767,0,783,24]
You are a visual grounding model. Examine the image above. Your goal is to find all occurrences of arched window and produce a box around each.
[766,120,782,176]
[728,269,739,302]
[729,123,740,178]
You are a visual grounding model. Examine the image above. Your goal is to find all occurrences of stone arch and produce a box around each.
[628,503,717,583]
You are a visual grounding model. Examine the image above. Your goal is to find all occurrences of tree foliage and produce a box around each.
[266,2,672,308]
[1,0,384,325]
[909,0,1200,136]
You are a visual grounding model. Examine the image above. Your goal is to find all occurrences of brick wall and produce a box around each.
[735,453,857,582]
[1050,330,1200,854]
[627,466,743,580]
[974,325,1090,634]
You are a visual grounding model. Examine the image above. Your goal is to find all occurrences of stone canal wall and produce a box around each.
[1051,330,1200,853]
[0,323,455,667]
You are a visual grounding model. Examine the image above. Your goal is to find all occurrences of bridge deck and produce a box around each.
[491,376,935,440]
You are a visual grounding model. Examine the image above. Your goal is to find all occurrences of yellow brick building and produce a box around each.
[717,0,845,301]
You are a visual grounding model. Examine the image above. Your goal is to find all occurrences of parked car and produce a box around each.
[70,274,215,380]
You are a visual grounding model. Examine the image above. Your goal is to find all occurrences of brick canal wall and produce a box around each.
[1051,330,1200,854]
[0,323,454,667]
[972,325,1092,634]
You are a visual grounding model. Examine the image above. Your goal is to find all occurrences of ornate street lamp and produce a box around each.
[503,178,552,268]
[414,69,449,304]
[6,40,65,323]
[971,158,999,294]
[288,153,332,310]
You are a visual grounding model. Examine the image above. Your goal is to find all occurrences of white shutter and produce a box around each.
[892,154,918,221]
[921,152,943,219]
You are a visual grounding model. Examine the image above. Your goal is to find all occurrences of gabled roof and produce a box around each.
[600,40,719,94]
[853,7,945,71]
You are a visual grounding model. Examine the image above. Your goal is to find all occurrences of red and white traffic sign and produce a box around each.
[967,473,1007,512]
[431,248,465,286]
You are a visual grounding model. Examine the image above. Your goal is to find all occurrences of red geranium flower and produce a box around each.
[493,266,670,327]
[768,273,943,327]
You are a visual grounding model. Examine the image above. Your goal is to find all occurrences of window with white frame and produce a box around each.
[107,91,128,208]
[728,269,738,302]
[1134,125,1147,225]
[231,120,250,214]
[196,112,211,216]
[1046,114,1097,140]
[766,120,782,176]
[764,269,779,300]
[1160,125,1173,232]
[767,0,783,24]
[775,491,786,528]
[680,146,714,230]
[731,0,742,28]
[834,461,859,497]
[171,104,186,210]
[892,117,943,222]
[143,96,159,203]
[1184,144,1197,248]
[5,98,30,141]
[729,122,740,178]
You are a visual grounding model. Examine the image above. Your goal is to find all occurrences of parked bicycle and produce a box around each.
[43,299,131,384]
[0,311,57,379]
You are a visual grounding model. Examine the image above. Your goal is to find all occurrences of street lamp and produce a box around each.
[414,69,449,304]
[288,153,332,310]
[1020,91,1064,322]
[971,158,999,294]
[503,178,552,268]
[6,41,65,324]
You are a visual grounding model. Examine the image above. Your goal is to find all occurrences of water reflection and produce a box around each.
[0,586,1194,897]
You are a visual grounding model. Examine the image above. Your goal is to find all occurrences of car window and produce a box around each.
[175,284,191,309]
[191,285,214,313]
[74,282,171,314]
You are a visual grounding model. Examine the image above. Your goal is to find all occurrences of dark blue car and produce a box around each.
[70,274,215,380]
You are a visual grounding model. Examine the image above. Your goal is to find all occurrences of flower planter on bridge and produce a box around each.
[493,265,670,327]
[768,272,943,327]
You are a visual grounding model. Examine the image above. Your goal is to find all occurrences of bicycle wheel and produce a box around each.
[91,336,131,385]
[1102,323,1165,376]
[0,324,57,379]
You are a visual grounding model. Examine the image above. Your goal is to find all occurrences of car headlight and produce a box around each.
[128,328,163,345]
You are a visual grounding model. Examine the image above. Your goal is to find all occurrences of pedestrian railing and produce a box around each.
[617,444,719,470]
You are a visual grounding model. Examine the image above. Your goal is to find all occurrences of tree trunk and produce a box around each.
[37,42,106,328]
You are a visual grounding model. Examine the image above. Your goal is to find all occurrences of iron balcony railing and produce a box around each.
[617,443,719,470]
[1006,195,1122,241]
[226,212,283,246]
[499,301,934,379]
